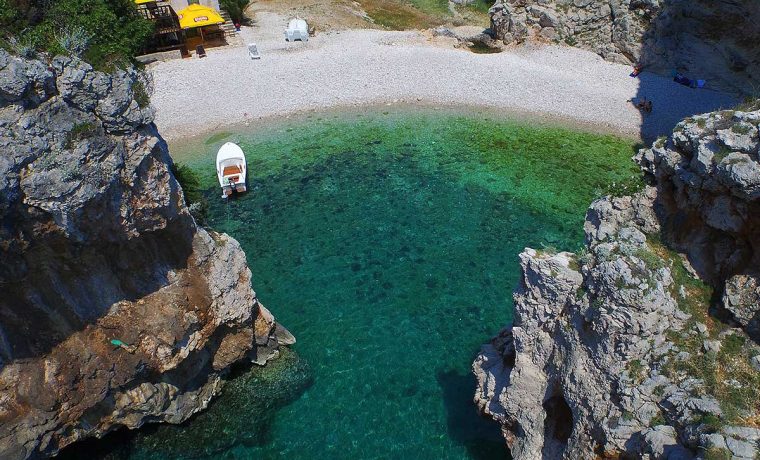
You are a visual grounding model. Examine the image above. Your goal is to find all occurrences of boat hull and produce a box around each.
[216,142,247,198]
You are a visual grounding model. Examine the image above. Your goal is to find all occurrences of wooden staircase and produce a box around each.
[219,10,243,46]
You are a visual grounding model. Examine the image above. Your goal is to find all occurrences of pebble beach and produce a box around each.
[149,12,737,142]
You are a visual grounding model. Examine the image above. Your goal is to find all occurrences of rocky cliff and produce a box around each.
[489,0,760,94]
[0,49,293,459]
[474,104,760,459]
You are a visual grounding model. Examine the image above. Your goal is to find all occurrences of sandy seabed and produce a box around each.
[149,12,737,142]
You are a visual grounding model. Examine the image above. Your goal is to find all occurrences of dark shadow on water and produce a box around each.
[437,369,511,460]
[58,349,313,460]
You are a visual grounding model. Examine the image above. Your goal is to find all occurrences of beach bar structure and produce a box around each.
[136,0,185,54]
[135,0,228,57]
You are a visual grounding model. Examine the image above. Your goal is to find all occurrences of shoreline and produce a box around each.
[149,13,738,144]
[164,101,641,150]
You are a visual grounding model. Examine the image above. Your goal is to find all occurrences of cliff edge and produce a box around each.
[489,0,760,95]
[474,105,760,458]
[0,49,293,459]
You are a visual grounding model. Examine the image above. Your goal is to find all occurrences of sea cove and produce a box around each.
[62,108,639,459]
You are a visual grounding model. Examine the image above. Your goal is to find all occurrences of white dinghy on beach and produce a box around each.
[216,142,247,198]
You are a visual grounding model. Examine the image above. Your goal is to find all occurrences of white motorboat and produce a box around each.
[216,142,247,198]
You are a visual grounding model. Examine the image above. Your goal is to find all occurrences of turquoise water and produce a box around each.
[60,108,638,460]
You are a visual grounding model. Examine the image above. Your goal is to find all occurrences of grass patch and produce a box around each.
[635,246,666,271]
[628,359,645,383]
[651,236,760,426]
[731,123,753,135]
[360,0,443,30]
[132,80,150,108]
[65,121,99,149]
[713,146,733,164]
[468,42,502,54]
[461,0,492,14]
[735,97,760,112]
[649,411,666,427]
[703,447,732,460]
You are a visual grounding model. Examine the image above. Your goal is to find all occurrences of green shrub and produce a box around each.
[735,97,760,112]
[703,447,732,460]
[648,412,666,427]
[628,359,645,383]
[731,123,753,135]
[1,0,153,70]
[696,413,722,433]
[132,80,150,108]
[712,146,733,164]
[219,0,252,24]
[65,121,98,148]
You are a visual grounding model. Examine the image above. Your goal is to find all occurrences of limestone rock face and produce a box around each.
[488,0,760,94]
[0,49,292,459]
[637,109,760,325]
[475,107,760,458]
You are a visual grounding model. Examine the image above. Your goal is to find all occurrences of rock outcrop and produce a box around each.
[489,0,760,94]
[0,49,293,459]
[638,106,760,337]
[474,105,760,459]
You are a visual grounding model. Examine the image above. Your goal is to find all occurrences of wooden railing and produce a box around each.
[138,4,181,35]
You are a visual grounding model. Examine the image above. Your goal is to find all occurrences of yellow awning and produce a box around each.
[177,4,225,29]
[134,0,156,4]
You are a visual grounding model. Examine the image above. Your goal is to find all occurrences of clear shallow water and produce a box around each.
[60,108,637,460]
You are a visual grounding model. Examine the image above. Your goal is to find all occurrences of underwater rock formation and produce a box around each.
[0,49,293,459]
[489,0,760,94]
[474,106,760,458]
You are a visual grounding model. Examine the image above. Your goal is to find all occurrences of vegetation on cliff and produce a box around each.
[0,0,152,69]
[219,0,252,24]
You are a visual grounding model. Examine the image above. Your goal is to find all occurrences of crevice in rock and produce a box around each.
[542,392,573,457]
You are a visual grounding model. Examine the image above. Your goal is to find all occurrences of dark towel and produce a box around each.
[673,74,692,87]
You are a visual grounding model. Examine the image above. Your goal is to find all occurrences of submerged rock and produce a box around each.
[0,49,292,459]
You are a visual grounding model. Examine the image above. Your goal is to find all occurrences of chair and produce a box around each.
[196,44,206,58]
[248,43,260,60]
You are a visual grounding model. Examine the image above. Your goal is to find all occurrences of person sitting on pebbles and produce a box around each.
[627,97,653,114]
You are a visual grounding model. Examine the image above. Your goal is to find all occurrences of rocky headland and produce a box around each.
[489,0,760,95]
[0,49,293,459]
[474,104,760,458]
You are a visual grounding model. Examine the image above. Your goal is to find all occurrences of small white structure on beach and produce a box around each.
[284,19,309,42]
